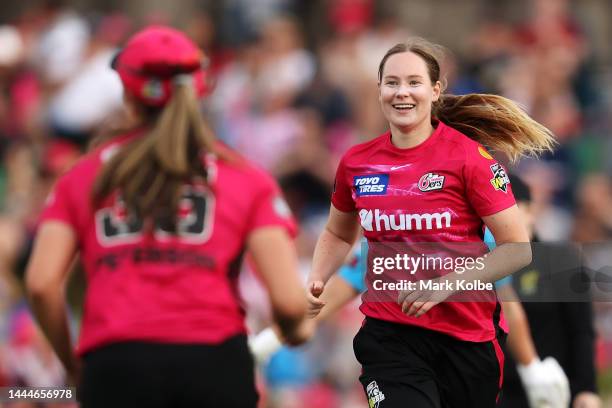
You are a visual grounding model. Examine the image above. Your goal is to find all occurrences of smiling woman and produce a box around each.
[306,37,557,408]
[378,50,441,148]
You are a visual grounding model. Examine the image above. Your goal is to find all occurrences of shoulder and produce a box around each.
[214,141,258,176]
[437,122,492,163]
[55,150,100,186]
[60,130,144,184]
[213,142,278,191]
[340,133,388,164]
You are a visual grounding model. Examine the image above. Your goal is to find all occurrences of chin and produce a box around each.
[391,118,418,129]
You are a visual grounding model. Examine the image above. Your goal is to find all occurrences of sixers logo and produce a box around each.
[418,172,445,192]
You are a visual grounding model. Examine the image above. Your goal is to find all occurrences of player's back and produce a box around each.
[42,133,295,354]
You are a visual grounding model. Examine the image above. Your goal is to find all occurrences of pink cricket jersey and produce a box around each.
[332,121,515,342]
[41,131,296,355]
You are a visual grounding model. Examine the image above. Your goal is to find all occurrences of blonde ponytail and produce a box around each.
[434,94,555,162]
[93,81,220,230]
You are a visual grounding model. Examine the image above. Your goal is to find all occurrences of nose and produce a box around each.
[395,82,410,97]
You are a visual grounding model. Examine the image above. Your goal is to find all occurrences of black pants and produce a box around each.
[79,335,258,408]
[353,317,505,408]
[497,379,530,408]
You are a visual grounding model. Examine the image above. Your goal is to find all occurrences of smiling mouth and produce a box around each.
[392,103,415,112]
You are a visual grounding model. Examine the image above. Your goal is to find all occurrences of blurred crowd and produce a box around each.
[0,0,610,407]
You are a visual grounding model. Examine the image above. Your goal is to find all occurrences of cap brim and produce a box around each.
[110,50,121,70]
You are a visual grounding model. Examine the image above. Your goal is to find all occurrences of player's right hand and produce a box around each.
[249,319,316,364]
[249,327,283,364]
[306,280,326,318]
[517,356,570,408]
[281,318,316,346]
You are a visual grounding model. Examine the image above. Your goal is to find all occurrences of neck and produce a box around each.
[390,118,435,149]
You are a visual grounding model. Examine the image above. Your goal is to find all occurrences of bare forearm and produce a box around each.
[28,289,77,374]
[449,243,532,285]
[315,275,360,322]
[503,301,537,365]
[309,228,355,284]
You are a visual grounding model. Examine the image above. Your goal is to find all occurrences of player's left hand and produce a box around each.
[397,277,455,317]
[573,391,602,408]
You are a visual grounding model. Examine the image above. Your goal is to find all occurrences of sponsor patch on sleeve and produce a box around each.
[354,174,389,197]
[478,145,494,160]
[273,196,292,219]
[490,163,510,193]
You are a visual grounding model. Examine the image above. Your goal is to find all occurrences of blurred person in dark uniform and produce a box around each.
[499,175,601,408]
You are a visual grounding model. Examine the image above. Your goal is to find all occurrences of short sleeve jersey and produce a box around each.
[332,122,515,342]
[41,134,296,355]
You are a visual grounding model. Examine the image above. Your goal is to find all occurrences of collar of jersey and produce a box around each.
[384,120,445,157]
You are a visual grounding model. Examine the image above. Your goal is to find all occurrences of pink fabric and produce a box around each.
[332,122,516,342]
[40,133,295,354]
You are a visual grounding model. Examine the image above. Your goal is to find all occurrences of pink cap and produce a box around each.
[112,25,210,106]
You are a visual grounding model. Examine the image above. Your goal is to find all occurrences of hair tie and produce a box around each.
[173,73,193,87]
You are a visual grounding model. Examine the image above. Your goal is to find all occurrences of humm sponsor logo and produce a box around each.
[359,209,452,232]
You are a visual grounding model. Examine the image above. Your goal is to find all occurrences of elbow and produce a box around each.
[520,244,532,269]
[325,225,356,246]
[25,266,58,302]
[25,270,46,301]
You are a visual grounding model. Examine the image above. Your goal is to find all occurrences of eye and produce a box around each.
[409,80,421,86]
[385,80,398,86]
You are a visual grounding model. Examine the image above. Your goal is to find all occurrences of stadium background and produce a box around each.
[0,0,610,406]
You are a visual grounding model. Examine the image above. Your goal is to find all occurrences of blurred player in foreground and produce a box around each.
[25,25,308,408]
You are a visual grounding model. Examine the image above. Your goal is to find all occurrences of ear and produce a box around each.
[432,80,441,102]
[123,92,145,124]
